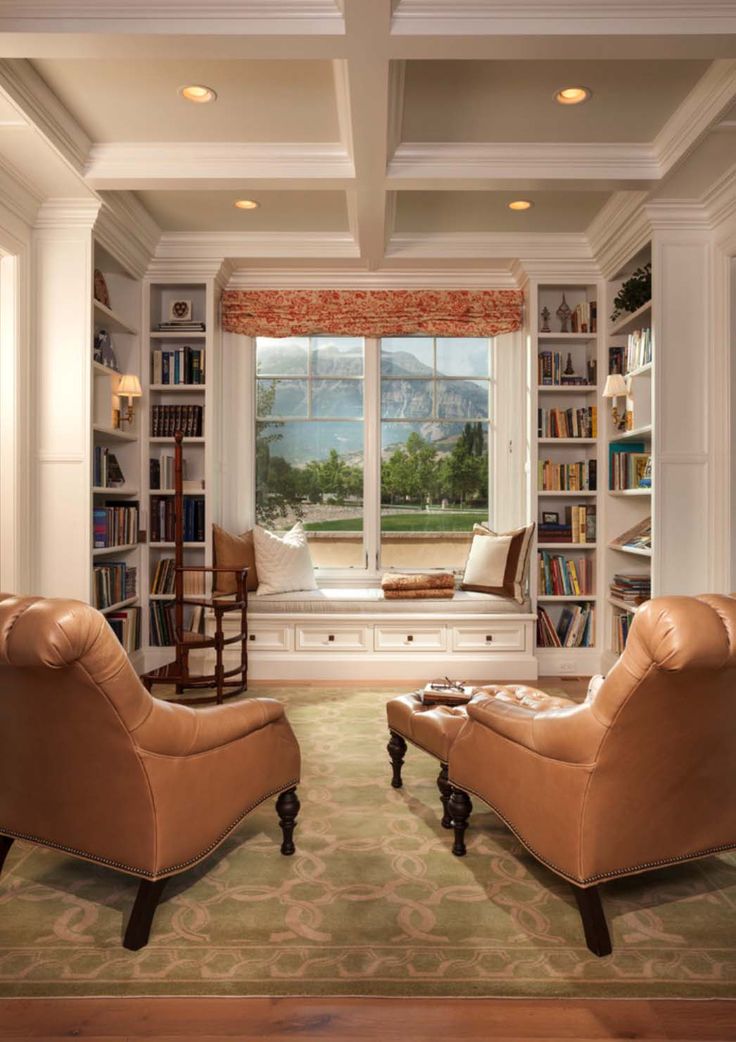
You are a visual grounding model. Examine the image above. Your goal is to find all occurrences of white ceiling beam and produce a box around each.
[84,142,355,190]
[386,231,593,261]
[653,59,736,177]
[153,231,360,263]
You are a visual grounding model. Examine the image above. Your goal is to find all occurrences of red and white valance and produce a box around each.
[221,289,523,338]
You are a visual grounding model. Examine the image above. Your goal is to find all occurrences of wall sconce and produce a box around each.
[602,373,628,431]
[116,374,142,427]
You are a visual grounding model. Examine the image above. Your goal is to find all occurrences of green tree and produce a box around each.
[255,380,306,525]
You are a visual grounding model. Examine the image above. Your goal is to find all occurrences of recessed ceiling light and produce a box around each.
[508,200,533,211]
[179,84,217,104]
[234,199,260,210]
[555,86,591,106]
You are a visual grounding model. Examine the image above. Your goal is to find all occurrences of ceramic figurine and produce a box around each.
[540,306,551,333]
[556,293,572,333]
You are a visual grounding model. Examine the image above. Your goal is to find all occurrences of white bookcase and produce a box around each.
[529,280,604,675]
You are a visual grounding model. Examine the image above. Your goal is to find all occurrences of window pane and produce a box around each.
[312,379,363,418]
[256,337,308,376]
[381,337,434,376]
[256,378,307,418]
[311,337,364,377]
[436,338,490,377]
[381,380,433,419]
[437,380,489,419]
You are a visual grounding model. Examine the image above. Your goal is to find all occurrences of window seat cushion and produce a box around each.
[248,587,530,615]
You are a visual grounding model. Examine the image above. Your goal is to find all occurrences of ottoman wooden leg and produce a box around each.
[437,764,453,829]
[387,731,407,789]
[449,787,472,856]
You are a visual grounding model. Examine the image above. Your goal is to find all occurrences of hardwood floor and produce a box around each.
[2,678,732,1041]
[0,996,734,1041]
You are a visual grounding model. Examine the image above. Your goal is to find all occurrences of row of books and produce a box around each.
[609,328,652,376]
[150,495,205,543]
[93,502,139,548]
[538,406,597,439]
[149,602,204,647]
[93,447,125,489]
[609,445,650,491]
[612,610,635,653]
[156,319,205,332]
[570,300,596,334]
[610,573,651,607]
[539,505,596,544]
[151,347,205,386]
[151,557,207,596]
[538,459,596,492]
[537,604,595,648]
[537,352,595,387]
[538,552,594,596]
[107,607,141,654]
[614,516,652,552]
[151,405,203,438]
[149,454,205,492]
[93,562,137,609]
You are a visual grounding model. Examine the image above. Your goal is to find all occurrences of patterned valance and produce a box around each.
[221,289,523,338]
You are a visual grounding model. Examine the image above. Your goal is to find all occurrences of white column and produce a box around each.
[32,200,99,599]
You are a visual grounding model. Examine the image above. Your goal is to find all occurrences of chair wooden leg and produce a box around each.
[276,787,300,856]
[387,731,407,789]
[572,883,613,957]
[0,835,14,878]
[449,787,472,856]
[437,764,452,828]
[123,878,168,952]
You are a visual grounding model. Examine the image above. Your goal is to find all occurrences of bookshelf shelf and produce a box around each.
[92,486,138,496]
[538,332,596,341]
[150,488,205,496]
[93,424,137,443]
[538,438,597,445]
[609,543,652,558]
[626,362,652,379]
[608,300,651,337]
[537,385,595,394]
[537,542,596,549]
[611,424,652,442]
[537,490,596,497]
[150,384,206,392]
[92,360,120,377]
[150,436,205,444]
[149,541,206,549]
[150,330,206,340]
[538,595,596,602]
[93,543,139,557]
[94,298,137,336]
[99,596,139,615]
[608,488,651,497]
[150,593,176,601]
[608,596,644,614]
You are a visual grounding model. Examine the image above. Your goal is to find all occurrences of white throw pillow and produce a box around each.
[252,521,318,596]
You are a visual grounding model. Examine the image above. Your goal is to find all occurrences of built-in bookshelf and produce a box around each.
[90,242,142,658]
[603,245,654,666]
[530,281,603,670]
[141,281,218,653]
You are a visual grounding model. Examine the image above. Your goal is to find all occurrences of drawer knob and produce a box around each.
[249,633,256,641]
[328,634,335,642]
[485,634,493,643]
[406,634,414,642]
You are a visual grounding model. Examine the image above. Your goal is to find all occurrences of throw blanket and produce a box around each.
[381,572,455,593]
[383,588,455,600]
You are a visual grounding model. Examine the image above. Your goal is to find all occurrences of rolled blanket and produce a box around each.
[383,587,455,600]
[381,571,455,593]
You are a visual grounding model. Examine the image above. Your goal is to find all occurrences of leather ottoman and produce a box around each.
[386,692,475,829]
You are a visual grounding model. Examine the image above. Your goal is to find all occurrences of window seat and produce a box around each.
[249,587,530,615]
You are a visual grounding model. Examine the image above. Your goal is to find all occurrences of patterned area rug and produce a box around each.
[1,684,735,998]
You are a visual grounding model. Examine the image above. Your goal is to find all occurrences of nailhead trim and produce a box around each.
[0,778,299,881]
[446,777,736,885]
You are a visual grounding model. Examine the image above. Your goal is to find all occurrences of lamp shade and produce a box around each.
[117,374,142,398]
[602,374,628,399]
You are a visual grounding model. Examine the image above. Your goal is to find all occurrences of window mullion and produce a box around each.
[364,337,380,575]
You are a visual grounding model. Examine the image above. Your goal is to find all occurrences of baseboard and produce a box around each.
[239,652,539,682]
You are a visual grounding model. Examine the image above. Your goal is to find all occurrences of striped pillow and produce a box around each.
[461,522,535,604]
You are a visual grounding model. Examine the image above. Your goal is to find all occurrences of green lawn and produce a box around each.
[304,511,487,532]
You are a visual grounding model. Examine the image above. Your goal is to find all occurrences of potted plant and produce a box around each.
[611,262,651,322]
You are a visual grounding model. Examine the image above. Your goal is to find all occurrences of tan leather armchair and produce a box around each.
[447,594,736,956]
[0,594,301,950]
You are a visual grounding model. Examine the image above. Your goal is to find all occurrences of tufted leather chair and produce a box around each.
[0,594,301,950]
[446,594,736,956]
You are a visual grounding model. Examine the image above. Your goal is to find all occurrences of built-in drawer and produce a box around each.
[374,623,447,652]
[451,621,528,653]
[295,624,371,652]
[246,623,292,652]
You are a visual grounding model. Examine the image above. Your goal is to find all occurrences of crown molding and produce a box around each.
[511,258,601,281]
[225,265,519,289]
[0,155,43,227]
[704,161,736,233]
[94,192,160,279]
[387,59,406,158]
[0,1,345,34]
[386,230,592,262]
[0,59,90,173]
[645,200,712,231]
[388,142,659,182]
[391,0,736,35]
[154,231,360,262]
[146,257,233,280]
[586,191,651,279]
[84,142,355,189]
[33,198,101,230]
[653,59,736,178]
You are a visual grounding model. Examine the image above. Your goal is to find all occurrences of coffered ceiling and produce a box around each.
[0,0,735,277]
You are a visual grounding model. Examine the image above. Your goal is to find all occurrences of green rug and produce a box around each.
[1,685,735,998]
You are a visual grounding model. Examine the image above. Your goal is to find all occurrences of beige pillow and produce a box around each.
[253,521,317,596]
[461,522,535,603]
[212,524,258,593]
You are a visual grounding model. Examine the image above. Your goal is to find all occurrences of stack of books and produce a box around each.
[538,352,593,386]
[538,406,597,439]
[570,301,596,333]
[538,459,596,491]
[610,573,651,607]
[107,607,140,653]
[151,404,203,438]
[625,328,652,372]
[93,562,136,609]
[536,604,595,648]
[609,444,650,490]
[93,447,125,488]
[156,318,205,333]
[149,602,176,646]
[151,347,205,385]
[93,502,139,548]
[150,495,205,543]
[538,552,593,596]
[150,558,206,596]
[612,610,635,653]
